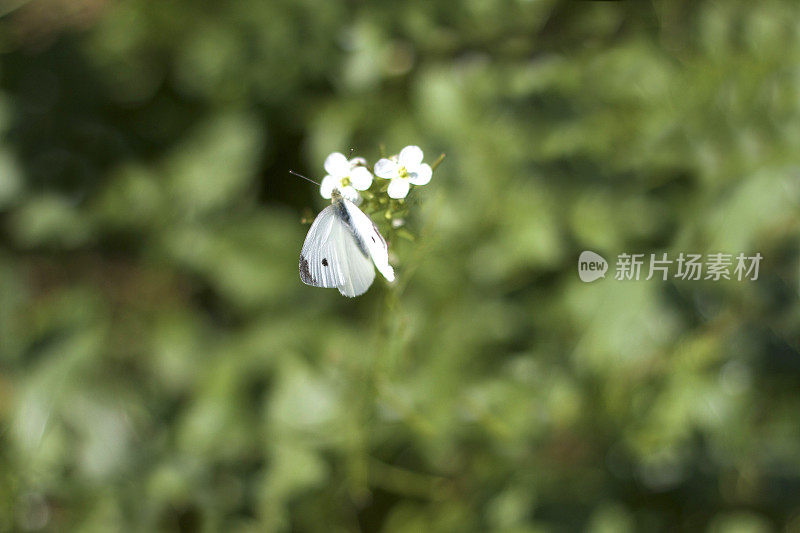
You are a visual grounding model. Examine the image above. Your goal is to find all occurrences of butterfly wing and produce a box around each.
[342,199,395,282]
[299,205,376,297]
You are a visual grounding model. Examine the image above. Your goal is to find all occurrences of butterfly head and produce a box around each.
[330,187,347,206]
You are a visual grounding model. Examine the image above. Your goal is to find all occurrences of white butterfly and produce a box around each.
[299,188,395,297]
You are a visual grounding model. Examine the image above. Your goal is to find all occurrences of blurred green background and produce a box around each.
[2,0,800,531]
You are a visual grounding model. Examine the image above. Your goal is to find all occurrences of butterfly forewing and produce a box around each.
[299,206,343,288]
[299,204,376,297]
[342,199,395,282]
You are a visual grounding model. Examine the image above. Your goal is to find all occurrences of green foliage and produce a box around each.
[1,0,800,531]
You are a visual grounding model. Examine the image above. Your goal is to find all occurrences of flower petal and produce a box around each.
[408,163,432,185]
[398,145,423,171]
[320,175,337,199]
[387,177,410,199]
[324,152,350,177]
[349,156,367,168]
[339,186,361,203]
[374,158,398,179]
[350,166,373,190]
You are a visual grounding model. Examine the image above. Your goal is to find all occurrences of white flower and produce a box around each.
[320,152,373,203]
[374,145,432,199]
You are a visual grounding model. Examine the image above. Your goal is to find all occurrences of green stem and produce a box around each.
[430,153,446,171]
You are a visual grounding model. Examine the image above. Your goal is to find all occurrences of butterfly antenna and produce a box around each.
[289,170,322,187]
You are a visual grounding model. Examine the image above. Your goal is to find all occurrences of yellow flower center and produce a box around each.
[340,176,351,187]
[398,166,409,179]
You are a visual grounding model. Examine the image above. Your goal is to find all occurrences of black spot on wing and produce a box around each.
[322,258,328,266]
[299,255,315,283]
